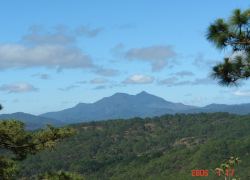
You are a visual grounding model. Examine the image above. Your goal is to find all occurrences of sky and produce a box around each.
[1,1,250,115]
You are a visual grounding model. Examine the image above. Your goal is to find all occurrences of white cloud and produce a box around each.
[194,97,202,102]
[31,73,50,79]
[214,95,224,100]
[192,52,220,70]
[158,77,217,87]
[0,82,38,93]
[226,51,249,65]
[92,85,106,90]
[191,78,217,85]
[0,24,102,72]
[74,25,103,37]
[172,81,191,86]
[90,78,108,83]
[94,68,120,77]
[232,89,250,96]
[108,83,126,88]
[110,43,124,57]
[175,71,195,77]
[41,74,49,79]
[124,45,177,71]
[57,85,79,91]
[185,93,192,96]
[219,90,231,93]
[122,74,154,84]
[0,44,94,72]
[192,52,206,69]
[23,24,103,45]
[158,77,178,85]
[22,31,75,46]
[76,81,87,84]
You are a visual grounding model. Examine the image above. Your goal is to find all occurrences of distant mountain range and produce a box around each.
[39,91,250,122]
[39,91,198,122]
[2,91,250,129]
[0,112,69,130]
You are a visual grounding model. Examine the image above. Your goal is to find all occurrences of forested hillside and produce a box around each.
[2,112,250,179]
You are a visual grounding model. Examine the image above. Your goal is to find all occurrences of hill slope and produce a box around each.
[5,112,249,179]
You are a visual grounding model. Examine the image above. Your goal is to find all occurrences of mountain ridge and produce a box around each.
[38,91,248,123]
[0,112,70,130]
[2,91,250,126]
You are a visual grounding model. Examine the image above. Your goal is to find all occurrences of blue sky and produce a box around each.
[1,1,250,115]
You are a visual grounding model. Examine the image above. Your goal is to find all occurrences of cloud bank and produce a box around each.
[90,78,108,83]
[0,24,103,72]
[0,82,38,93]
[57,85,79,91]
[232,89,250,96]
[92,85,106,90]
[94,68,120,77]
[0,44,94,72]
[124,45,176,71]
[111,44,177,71]
[175,71,195,77]
[158,77,217,86]
[122,74,154,84]
[41,74,49,79]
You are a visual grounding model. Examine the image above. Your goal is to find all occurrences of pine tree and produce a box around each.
[206,8,250,88]
[0,104,78,179]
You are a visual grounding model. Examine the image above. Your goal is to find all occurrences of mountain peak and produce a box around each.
[136,91,148,96]
[111,92,130,97]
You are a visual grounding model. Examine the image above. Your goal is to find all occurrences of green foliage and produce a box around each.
[206,8,250,52]
[0,155,20,179]
[151,151,163,158]
[206,7,250,87]
[37,170,84,180]
[0,119,77,161]
[3,111,249,179]
[215,157,242,180]
[0,104,78,179]
[1,100,250,179]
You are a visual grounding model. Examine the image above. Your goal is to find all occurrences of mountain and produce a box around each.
[0,112,69,130]
[39,91,250,123]
[174,104,250,116]
[201,103,232,110]
[39,91,200,122]
[221,105,250,115]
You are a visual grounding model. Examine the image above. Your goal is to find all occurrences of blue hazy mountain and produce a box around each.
[2,91,250,127]
[0,112,69,130]
[39,91,199,122]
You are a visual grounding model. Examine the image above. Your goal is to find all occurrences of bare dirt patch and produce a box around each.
[82,126,90,130]
[96,126,103,130]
